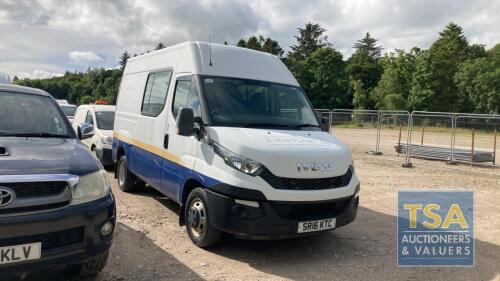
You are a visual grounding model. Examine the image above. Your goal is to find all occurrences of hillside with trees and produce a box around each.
[14,23,499,114]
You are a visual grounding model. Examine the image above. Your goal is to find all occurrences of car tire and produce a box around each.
[117,156,139,192]
[68,251,109,277]
[185,188,222,248]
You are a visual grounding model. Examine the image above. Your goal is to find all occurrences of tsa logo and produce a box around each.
[397,191,474,266]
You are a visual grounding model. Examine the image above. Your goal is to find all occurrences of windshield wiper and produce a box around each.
[5,132,70,138]
[242,123,292,128]
[292,123,321,129]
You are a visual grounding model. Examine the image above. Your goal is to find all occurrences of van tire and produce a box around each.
[185,188,222,248]
[68,251,109,277]
[117,156,138,192]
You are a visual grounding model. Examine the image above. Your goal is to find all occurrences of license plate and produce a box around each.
[0,242,41,265]
[298,218,336,233]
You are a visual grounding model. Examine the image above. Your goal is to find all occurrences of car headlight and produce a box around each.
[101,136,113,144]
[212,142,262,176]
[70,169,110,205]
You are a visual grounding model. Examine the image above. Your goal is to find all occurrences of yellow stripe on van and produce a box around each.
[114,131,185,166]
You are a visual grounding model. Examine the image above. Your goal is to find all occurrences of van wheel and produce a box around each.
[117,156,139,192]
[185,188,222,248]
[68,251,109,277]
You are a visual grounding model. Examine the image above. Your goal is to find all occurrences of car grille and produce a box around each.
[259,167,353,190]
[1,182,67,199]
[272,197,352,220]
[0,181,71,216]
[0,227,84,251]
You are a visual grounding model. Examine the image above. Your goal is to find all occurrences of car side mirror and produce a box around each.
[320,117,330,132]
[78,123,95,140]
[176,107,194,136]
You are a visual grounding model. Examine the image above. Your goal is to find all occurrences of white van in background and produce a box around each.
[113,42,359,247]
[73,104,116,166]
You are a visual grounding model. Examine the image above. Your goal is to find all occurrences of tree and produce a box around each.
[372,48,421,110]
[12,76,19,82]
[236,35,284,56]
[415,23,471,112]
[119,51,131,70]
[454,45,500,113]
[288,22,331,60]
[353,32,383,58]
[351,80,369,109]
[302,47,348,108]
[155,42,165,50]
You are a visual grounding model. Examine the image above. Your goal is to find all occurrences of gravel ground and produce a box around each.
[5,129,500,281]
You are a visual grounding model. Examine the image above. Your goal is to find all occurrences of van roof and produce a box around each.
[78,104,116,112]
[125,41,299,86]
[0,84,51,97]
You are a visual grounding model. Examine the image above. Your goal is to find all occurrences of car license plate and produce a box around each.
[0,242,41,265]
[298,218,336,233]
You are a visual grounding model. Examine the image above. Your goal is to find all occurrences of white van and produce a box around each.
[73,104,116,165]
[113,42,360,247]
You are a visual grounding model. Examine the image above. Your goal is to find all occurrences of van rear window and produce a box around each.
[141,70,173,117]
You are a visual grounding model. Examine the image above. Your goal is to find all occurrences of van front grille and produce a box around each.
[259,167,352,190]
[272,197,352,220]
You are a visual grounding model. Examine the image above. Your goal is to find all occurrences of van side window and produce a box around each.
[141,70,173,117]
[172,78,201,118]
[85,110,94,125]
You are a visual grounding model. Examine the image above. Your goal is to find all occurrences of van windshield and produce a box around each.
[201,76,320,130]
[61,105,76,116]
[95,111,115,130]
[0,92,70,138]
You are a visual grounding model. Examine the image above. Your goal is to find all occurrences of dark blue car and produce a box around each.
[0,85,115,277]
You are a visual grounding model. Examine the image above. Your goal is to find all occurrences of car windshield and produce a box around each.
[61,105,76,116]
[202,76,320,130]
[95,111,115,130]
[0,92,70,137]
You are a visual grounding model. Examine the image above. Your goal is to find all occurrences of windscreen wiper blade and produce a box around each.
[292,123,321,128]
[242,123,291,128]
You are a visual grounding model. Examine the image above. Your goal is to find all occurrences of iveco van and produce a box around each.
[113,42,359,247]
[0,85,115,276]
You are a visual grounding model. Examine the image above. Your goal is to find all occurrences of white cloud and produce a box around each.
[68,51,102,63]
[0,0,499,77]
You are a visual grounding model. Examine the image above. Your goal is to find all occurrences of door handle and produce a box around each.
[164,134,169,149]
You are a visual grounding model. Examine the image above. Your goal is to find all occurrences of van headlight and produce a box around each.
[212,142,262,176]
[101,136,113,144]
[70,169,110,205]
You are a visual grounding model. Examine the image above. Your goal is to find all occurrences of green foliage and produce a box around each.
[119,51,131,70]
[14,68,123,105]
[372,48,420,110]
[353,32,383,58]
[301,48,349,108]
[288,22,331,61]
[236,35,284,57]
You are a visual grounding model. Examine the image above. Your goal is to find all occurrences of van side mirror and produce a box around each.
[78,123,95,140]
[176,108,194,136]
[320,117,330,132]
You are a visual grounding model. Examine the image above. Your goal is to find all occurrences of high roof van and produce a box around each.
[113,42,359,247]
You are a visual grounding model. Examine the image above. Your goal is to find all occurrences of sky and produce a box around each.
[0,0,499,80]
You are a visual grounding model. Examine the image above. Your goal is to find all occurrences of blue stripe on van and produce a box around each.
[113,138,220,203]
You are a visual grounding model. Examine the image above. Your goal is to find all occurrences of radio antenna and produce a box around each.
[208,33,213,67]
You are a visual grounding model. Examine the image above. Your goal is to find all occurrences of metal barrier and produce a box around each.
[320,108,499,168]
[330,109,410,155]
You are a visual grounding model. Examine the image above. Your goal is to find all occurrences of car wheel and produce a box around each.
[185,188,222,248]
[68,251,109,277]
[117,156,139,192]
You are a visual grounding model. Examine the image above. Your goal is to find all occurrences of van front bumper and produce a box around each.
[0,194,115,274]
[96,148,113,166]
[205,187,359,240]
